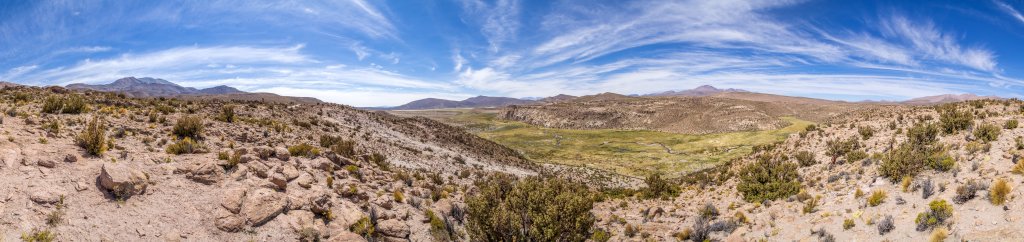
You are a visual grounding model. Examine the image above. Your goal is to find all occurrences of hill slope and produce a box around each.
[388,96,534,110]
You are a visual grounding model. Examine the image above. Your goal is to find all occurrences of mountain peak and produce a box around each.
[644,85,747,97]
[68,77,246,97]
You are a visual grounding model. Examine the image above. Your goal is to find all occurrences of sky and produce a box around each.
[2,0,1024,107]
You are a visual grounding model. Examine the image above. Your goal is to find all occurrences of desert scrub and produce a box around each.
[867,190,887,207]
[216,105,236,123]
[845,150,868,163]
[877,215,894,235]
[75,116,107,156]
[1013,161,1024,175]
[426,210,455,241]
[590,228,611,242]
[825,136,859,163]
[466,174,594,242]
[795,150,816,166]
[350,215,377,239]
[640,172,679,200]
[929,228,949,242]
[938,106,973,134]
[20,228,56,242]
[41,95,86,114]
[166,137,205,154]
[973,123,1001,143]
[953,180,984,204]
[990,178,1011,205]
[736,155,799,203]
[915,199,953,231]
[171,115,204,140]
[843,218,855,230]
[1006,119,1019,129]
[288,143,320,158]
[858,125,875,140]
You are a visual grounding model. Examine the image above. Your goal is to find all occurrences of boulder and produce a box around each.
[186,162,223,185]
[269,172,289,190]
[296,173,314,189]
[29,190,62,205]
[1,148,20,168]
[275,147,291,161]
[248,161,270,178]
[281,165,300,181]
[333,200,364,229]
[98,163,149,198]
[287,210,325,235]
[215,210,245,232]
[255,146,274,160]
[241,188,288,226]
[376,219,409,238]
[327,230,366,242]
[221,187,246,214]
[37,159,57,168]
[308,188,332,214]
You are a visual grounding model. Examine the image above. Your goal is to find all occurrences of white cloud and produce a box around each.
[995,1,1024,24]
[881,15,997,71]
[251,86,472,107]
[459,0,520,52]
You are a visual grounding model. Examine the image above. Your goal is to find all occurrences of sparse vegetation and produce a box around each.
[915,199,953,231]
[990,178,1011,205]
[75,116,107,156]
[974,123,1001,143]
[867,190,887,207]
[166,137,205,155]
[640,172,679,200]
[172,115,204,140]
[466,174,594,241]
[795,150,816,166]
[736,155,800,203]
[288,143,320,158]
[939,107,974,134]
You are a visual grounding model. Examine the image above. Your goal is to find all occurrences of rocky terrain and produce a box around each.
[68,77,320,104]
[384,96,534,110]
[0,85,534,241]
[500,92,875,135]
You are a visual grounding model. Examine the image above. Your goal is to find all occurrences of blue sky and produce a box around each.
[2,0,1024,106]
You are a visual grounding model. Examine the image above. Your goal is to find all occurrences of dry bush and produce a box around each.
[736,155,800,203]
[867,190,887,207]
[973,123,1001,143]
[166,137,205,155]
[990,178,1011,205]
[75,116,107,156]
[172,115,204,140]
[915,199,953,231]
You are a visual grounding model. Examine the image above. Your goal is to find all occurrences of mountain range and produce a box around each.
[65,77,321,104]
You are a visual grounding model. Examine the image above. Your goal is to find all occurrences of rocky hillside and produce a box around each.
[500,93,874,134]
[0,86,534,241]
[590,99,1024,241]
[387,96,534,110]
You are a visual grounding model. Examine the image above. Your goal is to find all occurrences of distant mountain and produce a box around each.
[66,77,319,104]
[388,96,535,110]
[67,77,245,97]
[900,94,1001,105]
[539,94,577,102]
[645,85,747,97]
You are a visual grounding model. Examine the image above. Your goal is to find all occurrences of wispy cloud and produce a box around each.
[995,0,1024,24]
[459,0,521,52]
[880,15,997,71]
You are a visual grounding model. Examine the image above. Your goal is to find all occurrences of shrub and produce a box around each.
[802,196,819,214]
[698,203,719,220]
[216,105,236,123]
[826,137,859,163]
[640,172,679,200]
[974,123,1001,143]
[877,215,894,235]
[939,107,973,134]
[867,190,887,207]
[915,199,953,231]
[925,150,955,172]
[845,150,868,163]
[879,143,925,180]
[426,210,454,241]
[75,116,107,156]
[466,174,594,242]
[20,228,55,242]
[795,151,816,167]
[843,218,855,230]
[172,115,204,140]
[41,95,86,114]
[921,178,935,199]
[1013,161,1024,175]
[736,155,800,203]
[1006,119,1019,129]
[990,178,1011,205]
[953,180,984,204]
[858,126,875,140]
[590,229,611,242]
[166,137,205,155]
[930,228,949,242]
[330,140,357,159]
[350,215,377,239]
[288,143,320,158]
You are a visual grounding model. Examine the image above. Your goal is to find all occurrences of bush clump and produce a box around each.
[166,137,205,155]
[845,150,868,163]
[795,151,816,167]
[939,107,973,134]
[172,115,204,140]
[825,137,860,163]
[736,155,800,203]
[953,180,985,204]
[41,95,86,114]
[915,199,953,231]
[640,172,679,200]
[877,215,895,235]
[75,116,107,156]
[990,178,1011,205]
[974,123,1001,143]
[216,105,236,123]
[466,174,594,241]
[1006,119,1018,129]
[867,190,887,207]
[288,143,321,158]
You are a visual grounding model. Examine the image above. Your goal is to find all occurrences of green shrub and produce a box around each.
[867,190,887,207]
[845,150,868,163]
[75,116,107,156]
[590,228,611,242]
[640,172,679,200]
[350,216,377,239]
[990,178,1011,205]
[1006,119,1019,129]
[20,228,55,242]
[843,218,855,230]
[879,143,925,180]
[925,150,955,171]
[907,123,939,147]
[288,143,320,158]
[41,95,86,114]
[466,174,594,242]
[915,199,953,231]
[795,151,816,167]
[736,155,800,203]
[216,105,236,123]
[826,137,859,163]
[330,140,357,158]
[974,123,1001,143]
[858,126,875,140]
[172,115,204,140]
[166,137,205,155]
[939,107,973,134]
[426,210,454,241]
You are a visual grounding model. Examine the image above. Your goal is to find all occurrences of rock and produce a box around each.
[333,201,364,229]
[275,147,290,161]
[287,210,325,235]
[313,158,334,171]
[255,146,274,160]
[327,230,366,242]
[269,172,288,190]
[215,210,245,232]
[29,190,61,205]
[239,154,256,164]
[74,181,89,191]
[241,188,288,226]
[186,162,223,185]
[98,163,149,198]
[1,148,21,168]
[37,159,57,168]
[64,153,80,163]
[281,165,300,181]
[221,187,246,214]
[248,161,270,178]
[296,173,314,189]
[376,220,409,238]
[308,188,332,214]
[725,227,747,242]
